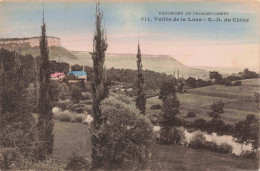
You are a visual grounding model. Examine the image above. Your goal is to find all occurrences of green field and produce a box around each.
[52,121,258,170]
[147,78,260,124]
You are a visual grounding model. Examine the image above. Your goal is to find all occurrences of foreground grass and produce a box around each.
[53,121,258,170]
[53,121,91,162]
[150,144,259,170]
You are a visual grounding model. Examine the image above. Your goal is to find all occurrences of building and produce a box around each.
[50,73,65,80]
[67,71,87,81]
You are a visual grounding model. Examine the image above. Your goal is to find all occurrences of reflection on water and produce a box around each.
[183,129,252,155]
[153,126,252,155]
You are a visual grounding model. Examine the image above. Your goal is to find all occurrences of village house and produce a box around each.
[50,72,66,80]
[67,71,87,82]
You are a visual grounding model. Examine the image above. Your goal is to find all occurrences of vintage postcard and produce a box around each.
[0,0,259,170]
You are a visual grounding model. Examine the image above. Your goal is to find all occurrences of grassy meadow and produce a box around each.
[147,78,260,124]
[52,121,259,170]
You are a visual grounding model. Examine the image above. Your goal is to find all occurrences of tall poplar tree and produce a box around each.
[90,2,108,168]
[136,41,146,114]
[37,7,54,160]
[91,2,108,128]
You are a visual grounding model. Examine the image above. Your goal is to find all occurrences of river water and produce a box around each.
[153,126,252,155]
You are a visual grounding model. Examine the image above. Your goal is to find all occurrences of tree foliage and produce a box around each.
[0,49,38,169]
[37,16,54,160]
[91,96,153,169]
[91,3,109,168]
[209,71,223,84]
[207,100,224,121]
[234,114,259,150]
[91,3,108,129]
[185,77,197,88]
[135,42,146,114]
[159,79,176,100]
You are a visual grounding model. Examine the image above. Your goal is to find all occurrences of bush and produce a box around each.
[65,153,90,170]
[217,143,232,154]
[187,111,196,118]
[86,100,93,105]
[110,92,134,104]
[0,149,62,171]
[81,92,92,100]
[148,112,163,125]
[53,100,72,111]
[71,87,82,103]
[207,119,227,133]
[240,150,259,159]
[91,96,153,170]
[225,80,232,86]
[188,131,206,149]
[68,103,85,113]
[74,115,84,123]
[193,118,207,130]
[54,110,73,122]
[150,104,162,110]
[86,106,93,115]
[232,80,241,86]
[159,126,186,145]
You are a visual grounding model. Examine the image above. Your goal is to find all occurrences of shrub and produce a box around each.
[54,110,73,122]
[71,87,82,103]
[193,118,207,130]
[91,96,153,170]
[150,104,162,110]
[86,106,93,115]
[68,103,85,113]
[159,126,186,145]
[74,115,84,123]
[217,143,232,154]
[188,131,206,149]
[110,92,134,104]
[187,111,196,118]
[0,149,62,171]
[81,92,92,100]
[207,119,227,133]
[232,80,241,86]
[148,112,163,125]
[240,150,259,159]
[65,153,90,170]
[53,100,72,111]
[204,141,218,151]
[86,100,93,105]
[225,80,232,86]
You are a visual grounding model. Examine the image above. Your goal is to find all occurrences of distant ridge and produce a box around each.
[0,36,61,47]
[72,51,208,78]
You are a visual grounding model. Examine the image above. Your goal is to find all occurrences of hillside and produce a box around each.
[147,78,260,124]
[72,51,208,78]
[1,46,77,60]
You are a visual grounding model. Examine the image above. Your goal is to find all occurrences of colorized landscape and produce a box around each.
[0,1,260,171]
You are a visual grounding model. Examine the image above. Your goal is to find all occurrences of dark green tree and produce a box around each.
[159,78,176,100]
[209,71,223,84]
[185,77,197,88]
[90,3,108,168]
[254,92,260,111]
[135,41,146,114]
[207,99,224,122]
[0,49,36,169]
[159,80,180,144]
[36,11,54,160]
[91,3,108,129]
[234,114,259,150]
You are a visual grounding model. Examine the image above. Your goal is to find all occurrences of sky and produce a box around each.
[0,0,259,68]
